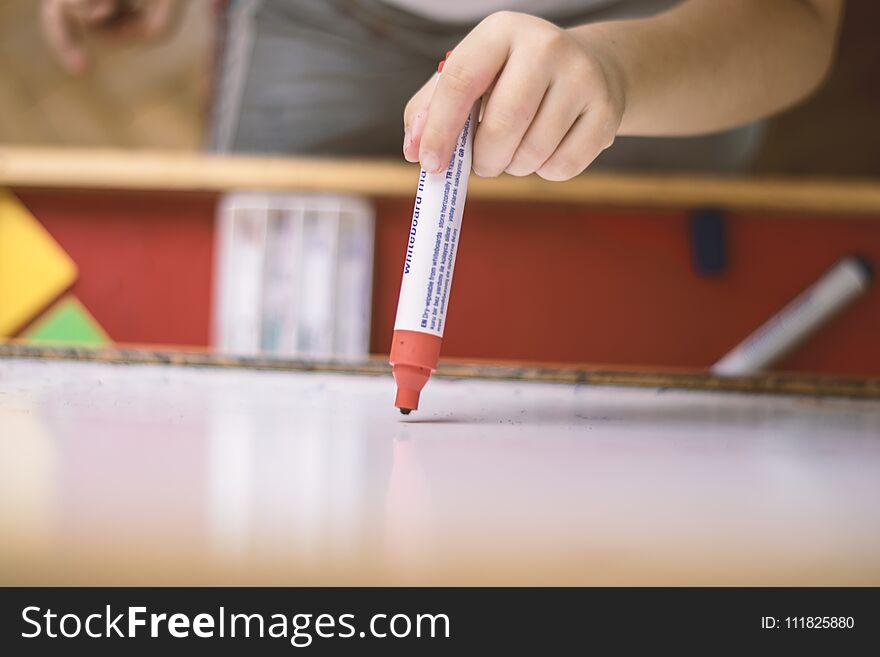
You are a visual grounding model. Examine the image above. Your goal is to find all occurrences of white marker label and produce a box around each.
[394,109,475,337]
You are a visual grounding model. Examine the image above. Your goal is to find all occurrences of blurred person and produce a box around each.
[42,0,843,176]
[41,0,182,75]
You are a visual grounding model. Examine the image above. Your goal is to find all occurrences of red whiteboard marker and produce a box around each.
[390,53,476,414]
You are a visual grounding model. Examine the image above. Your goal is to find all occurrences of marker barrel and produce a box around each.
[712,256,873,376]
[390,106,476,411]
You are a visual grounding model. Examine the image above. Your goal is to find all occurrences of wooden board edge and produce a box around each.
[2,343,879,400]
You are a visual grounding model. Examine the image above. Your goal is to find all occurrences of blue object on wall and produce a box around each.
[689,208,727,276]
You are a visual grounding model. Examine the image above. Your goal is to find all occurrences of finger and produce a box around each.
[505,81,585,177]
[418,22,510,173]
[83,0,116,22]
[409,81,492,164]
[42,0,88,74]
[143,0,178,38]
[471,48,550,177]
[403,75,436,163]
[64,0,113,23]
[100,0,177,40]
[536,108,616,181]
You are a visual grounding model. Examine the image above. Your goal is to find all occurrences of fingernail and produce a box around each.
[403,130,410,155]
[421,151,440,173]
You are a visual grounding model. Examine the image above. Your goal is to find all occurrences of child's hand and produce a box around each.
[403,12,626,181]
[42,0,180,75]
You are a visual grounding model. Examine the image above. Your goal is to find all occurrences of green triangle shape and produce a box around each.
[24,296,110,345]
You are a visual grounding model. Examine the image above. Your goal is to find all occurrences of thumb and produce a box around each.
[403,74,436,163]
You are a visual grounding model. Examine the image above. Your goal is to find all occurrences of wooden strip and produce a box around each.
[2,146,880,214]
[2,343,879,399]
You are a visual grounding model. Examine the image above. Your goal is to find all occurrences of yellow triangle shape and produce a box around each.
[0,188,77,337]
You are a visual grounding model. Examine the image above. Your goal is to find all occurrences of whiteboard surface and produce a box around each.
[2,357,879,585]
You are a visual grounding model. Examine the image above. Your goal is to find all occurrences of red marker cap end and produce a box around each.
[390,330,441,414]
[394,383,422,414]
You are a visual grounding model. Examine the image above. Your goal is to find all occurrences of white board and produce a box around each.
[1,357,879,585]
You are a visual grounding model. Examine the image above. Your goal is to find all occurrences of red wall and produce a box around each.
[17,190,215,347]
[372,199,880,375]
[14,189,880,375]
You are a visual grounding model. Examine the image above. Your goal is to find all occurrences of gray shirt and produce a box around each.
[211,0,763,173]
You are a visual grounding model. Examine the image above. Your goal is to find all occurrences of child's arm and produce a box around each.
[403,0,843,181]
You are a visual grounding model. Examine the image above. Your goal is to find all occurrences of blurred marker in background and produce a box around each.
[712,256,873,376]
